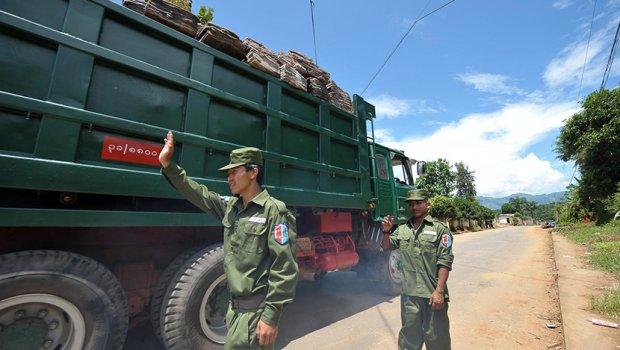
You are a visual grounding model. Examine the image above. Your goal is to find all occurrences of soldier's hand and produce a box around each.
[381,215,394,233]
[256,320,278,346]
[159,131,174,168]
[429,290,445,310]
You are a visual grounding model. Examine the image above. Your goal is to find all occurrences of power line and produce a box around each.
[309,0,318,64]
[360,0,456,96]
[576,0,598,104]
[601,18,620,89]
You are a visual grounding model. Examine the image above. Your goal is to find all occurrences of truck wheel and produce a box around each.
[379,250,403,295]
[161,244,228,349]
[360,250,402,295]
[150,247,200,344]
[0,250,128,350]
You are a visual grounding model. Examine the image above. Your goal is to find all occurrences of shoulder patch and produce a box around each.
[268,197,288,214]
[441,233,452,248]
[273,223,289,245]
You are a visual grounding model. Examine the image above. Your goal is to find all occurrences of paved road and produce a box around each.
[126,226,562,349]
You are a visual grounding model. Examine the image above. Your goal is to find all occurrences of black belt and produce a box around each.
[230,291,267,310]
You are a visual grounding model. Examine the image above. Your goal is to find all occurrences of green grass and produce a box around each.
[591,287,620,321]
[560,221,620,319]
[589,241,620,275]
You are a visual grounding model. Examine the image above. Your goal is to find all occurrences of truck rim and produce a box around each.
[388,250,403,285]
[199,274,228,344]
[0,293,85,350]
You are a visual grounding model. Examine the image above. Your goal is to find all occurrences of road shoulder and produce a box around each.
[552,232,620,349]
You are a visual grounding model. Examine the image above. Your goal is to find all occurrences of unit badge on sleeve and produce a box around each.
[441,234,452,248]
[273,223,289,245]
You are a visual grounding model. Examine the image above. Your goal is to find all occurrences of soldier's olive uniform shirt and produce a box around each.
[162,163,299,326]
[388,215,454,299]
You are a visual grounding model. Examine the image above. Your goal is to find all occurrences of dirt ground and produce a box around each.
[553,233,620,349]
[126,226,566,349]
[449,226,564,349]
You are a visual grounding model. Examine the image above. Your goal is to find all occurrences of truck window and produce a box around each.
[375,154,389,180]
[392,158,413,185]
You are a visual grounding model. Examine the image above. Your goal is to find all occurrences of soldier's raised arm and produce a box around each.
[159,131,226,220]
[381,215,398,251]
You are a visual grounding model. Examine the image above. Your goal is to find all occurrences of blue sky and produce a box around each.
[116,0,619,196]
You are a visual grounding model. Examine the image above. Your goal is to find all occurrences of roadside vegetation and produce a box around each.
[415,159,496,230]
[554,87,620,320]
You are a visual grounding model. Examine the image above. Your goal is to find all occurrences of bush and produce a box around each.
[429,196,459,221]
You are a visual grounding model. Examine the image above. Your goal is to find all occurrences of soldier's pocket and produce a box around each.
[419,232,438,253]
[242,223,266,254]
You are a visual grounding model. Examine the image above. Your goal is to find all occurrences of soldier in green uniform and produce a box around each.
[159,131,299,349]
[381,189,453,350]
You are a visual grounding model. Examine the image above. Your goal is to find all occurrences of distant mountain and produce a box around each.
[477,191,567,210]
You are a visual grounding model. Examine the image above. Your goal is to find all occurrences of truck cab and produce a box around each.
[371,145,417,223]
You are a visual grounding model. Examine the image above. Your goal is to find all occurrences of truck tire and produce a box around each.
[358,250,402,295]
[161,244,228,349]
[150,247,201,345]
[375,250,403,295]
[0,250,128,350]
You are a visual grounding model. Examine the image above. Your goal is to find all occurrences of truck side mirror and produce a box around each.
[416,161,426,176]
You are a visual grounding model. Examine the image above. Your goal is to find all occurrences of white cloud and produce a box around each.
[367,94,443,119]
[553,0,574,9]
[456,72,525,95]
[543,17,620,89]
[377,101,579,196]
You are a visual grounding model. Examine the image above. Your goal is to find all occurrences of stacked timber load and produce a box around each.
[277,53,307,92]
[327,80,354,113]
[122,0,198,37]
[242,38,280,78]
[285,51,332,100]
[121,2,354,113]
[287,51,331,84]
[308,77,330,100]
[196,23,246,60]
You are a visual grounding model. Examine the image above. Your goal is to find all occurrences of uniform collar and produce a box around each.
[408,215,434,229]
[250,189,270,207]
[231,189,269,210]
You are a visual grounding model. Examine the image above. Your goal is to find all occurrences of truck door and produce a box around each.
[371,146,396,219]
[391,154,414,222]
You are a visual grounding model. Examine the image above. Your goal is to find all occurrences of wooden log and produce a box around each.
[143,0,198,37]
[287,50,330,84]
[122,0,147,14]
[243,38,280,77]
[327,80,353,113]
[308,77,329,100]
[280,64,307,92]
[197,23,245,60]
[246,51,280,77]
[278,53,307,78]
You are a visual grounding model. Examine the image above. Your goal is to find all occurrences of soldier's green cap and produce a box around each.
[404,188,429,201]
[218,147,263,171]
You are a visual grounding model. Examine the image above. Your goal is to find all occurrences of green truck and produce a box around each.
[0,1,423,348]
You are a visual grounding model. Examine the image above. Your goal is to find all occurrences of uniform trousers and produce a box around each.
[225,305,274,350]
[398,294,451,350]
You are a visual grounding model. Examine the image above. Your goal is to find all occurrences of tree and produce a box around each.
[532,203,556,221]
[454,162,476,197]
[500,197,536,217]
[416,158,456,197]
[453,197,477,220]
[197,5,214,24]
[556,87,620,220]
[501,201,517,214]
[429,196,460,221]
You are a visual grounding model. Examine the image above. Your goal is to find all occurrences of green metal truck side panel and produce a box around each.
[0,0,383,227]
[0,208,221,227]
